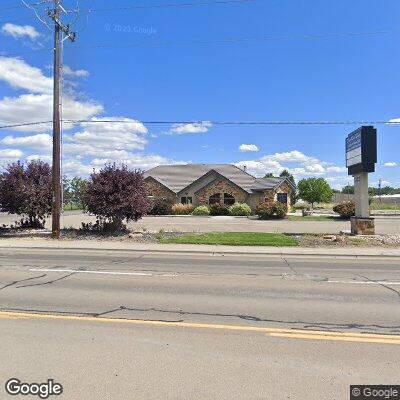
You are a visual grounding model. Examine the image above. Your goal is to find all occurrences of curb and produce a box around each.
[1,244,399,259]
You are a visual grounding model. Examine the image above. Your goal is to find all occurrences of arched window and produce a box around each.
[209,193,221,204]
[223,193,235,205]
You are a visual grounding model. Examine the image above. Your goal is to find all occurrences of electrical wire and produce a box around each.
[1,29,396,59]
[1,119,400,130]
[65,30,397,51]
[20,0,52,31]
[84,0,255,12]
[0,0,255,12]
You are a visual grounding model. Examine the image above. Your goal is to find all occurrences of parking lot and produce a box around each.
[1,212,399,235]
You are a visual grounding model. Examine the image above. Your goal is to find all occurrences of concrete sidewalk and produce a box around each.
[1,237,400,258]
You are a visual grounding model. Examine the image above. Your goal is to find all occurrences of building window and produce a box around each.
[223,193,235,205]
[209,193,221,204]
[181,196,193,205]
[277,193,288,204]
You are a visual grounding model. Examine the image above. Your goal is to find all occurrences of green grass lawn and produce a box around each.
[370,203,400,210]
[160,232,298,247]
[288,215,343,221]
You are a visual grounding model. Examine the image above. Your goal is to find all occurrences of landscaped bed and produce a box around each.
[288,215,344,221]
[159,232,299,247]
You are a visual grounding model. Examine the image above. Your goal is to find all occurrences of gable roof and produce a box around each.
[251,176,295,191]
[144,164,295,194]
[144,164,256,193]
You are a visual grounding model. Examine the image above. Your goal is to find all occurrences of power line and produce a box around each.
[0,121,53,129]
[1,119,400,130]
[68,30,397,50]
[0,0,255,12]
[81,0,255,13]
[2,29,396,59]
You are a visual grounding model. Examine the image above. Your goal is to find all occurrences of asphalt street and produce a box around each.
[0,248,399,399]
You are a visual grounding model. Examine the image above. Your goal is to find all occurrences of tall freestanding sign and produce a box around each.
[346,126,377,235]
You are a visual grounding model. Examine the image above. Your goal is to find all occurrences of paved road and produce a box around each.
[1,211,400,234]
[0,248,399,399]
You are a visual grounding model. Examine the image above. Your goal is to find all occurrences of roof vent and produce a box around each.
[243,165,247,172]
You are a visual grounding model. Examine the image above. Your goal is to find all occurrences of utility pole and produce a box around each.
[47,0,76,238]
[379,178,382,203]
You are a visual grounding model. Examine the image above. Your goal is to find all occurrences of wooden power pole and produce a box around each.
[47,0,76,238]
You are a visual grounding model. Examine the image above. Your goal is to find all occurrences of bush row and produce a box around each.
[148,199,253,216]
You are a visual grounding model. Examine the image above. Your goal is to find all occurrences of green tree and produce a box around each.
[62,175,72,207]
[341,185,354,194]
[298,178,332,210]
[70,177,88,208]
[264,173,274,178]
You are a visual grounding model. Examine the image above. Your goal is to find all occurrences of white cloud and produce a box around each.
[384,162,397,167]
[170,121,212,134]
[0,57,103,132]
[0,148,23,162]
[305,163,325,173]
[2,133,51,152]
[63,66,89,78]
[26,154,52,163]
[0,93,103,132]
[1,23,40,41]
[0,57,52,94]
[0,56,182,175]
[388,118,400,124]
[60,153,179,178]
[239,144,259,152]
[63,117,148,156]
[235,150,345,179]
[267,150,315,163]
[327,166,347,173]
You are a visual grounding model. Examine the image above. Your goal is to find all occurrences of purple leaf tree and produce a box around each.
[84,163,149,232]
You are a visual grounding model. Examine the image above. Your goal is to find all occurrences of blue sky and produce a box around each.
[0,0,399,189]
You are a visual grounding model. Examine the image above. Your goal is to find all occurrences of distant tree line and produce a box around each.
[341,185,400,196]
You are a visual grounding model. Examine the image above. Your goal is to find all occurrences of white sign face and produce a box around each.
[346,147,362,167]
[346,130,362,167]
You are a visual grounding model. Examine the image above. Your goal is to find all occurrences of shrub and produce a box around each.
[256,201,287,219]
[256,202,276,219]
[148,197,173,215]
[274,203,288,219]
[0,160,52,228]
[192,205,210,216]
[229,203,251,216]
[333,201,355,218]
[171,203,195,215]
[209,203,230,216]
[84,164,149,232]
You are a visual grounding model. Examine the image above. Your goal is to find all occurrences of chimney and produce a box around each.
[243,165,247,172]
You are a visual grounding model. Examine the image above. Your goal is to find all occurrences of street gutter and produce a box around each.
[1,239,400,259]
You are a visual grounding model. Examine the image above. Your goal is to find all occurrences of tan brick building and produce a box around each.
[144,164,295,211]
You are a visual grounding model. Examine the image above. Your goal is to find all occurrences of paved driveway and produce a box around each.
[1,212,399,234]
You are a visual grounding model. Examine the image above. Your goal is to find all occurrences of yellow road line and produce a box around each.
[0,310,399,344]
[269,333,400,345]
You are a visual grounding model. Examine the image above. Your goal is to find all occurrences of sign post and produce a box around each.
[346,126,377,235]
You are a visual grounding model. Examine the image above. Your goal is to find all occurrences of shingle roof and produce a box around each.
[250,176,287,190]
[144,164,255,193]
[144,164,293,194]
